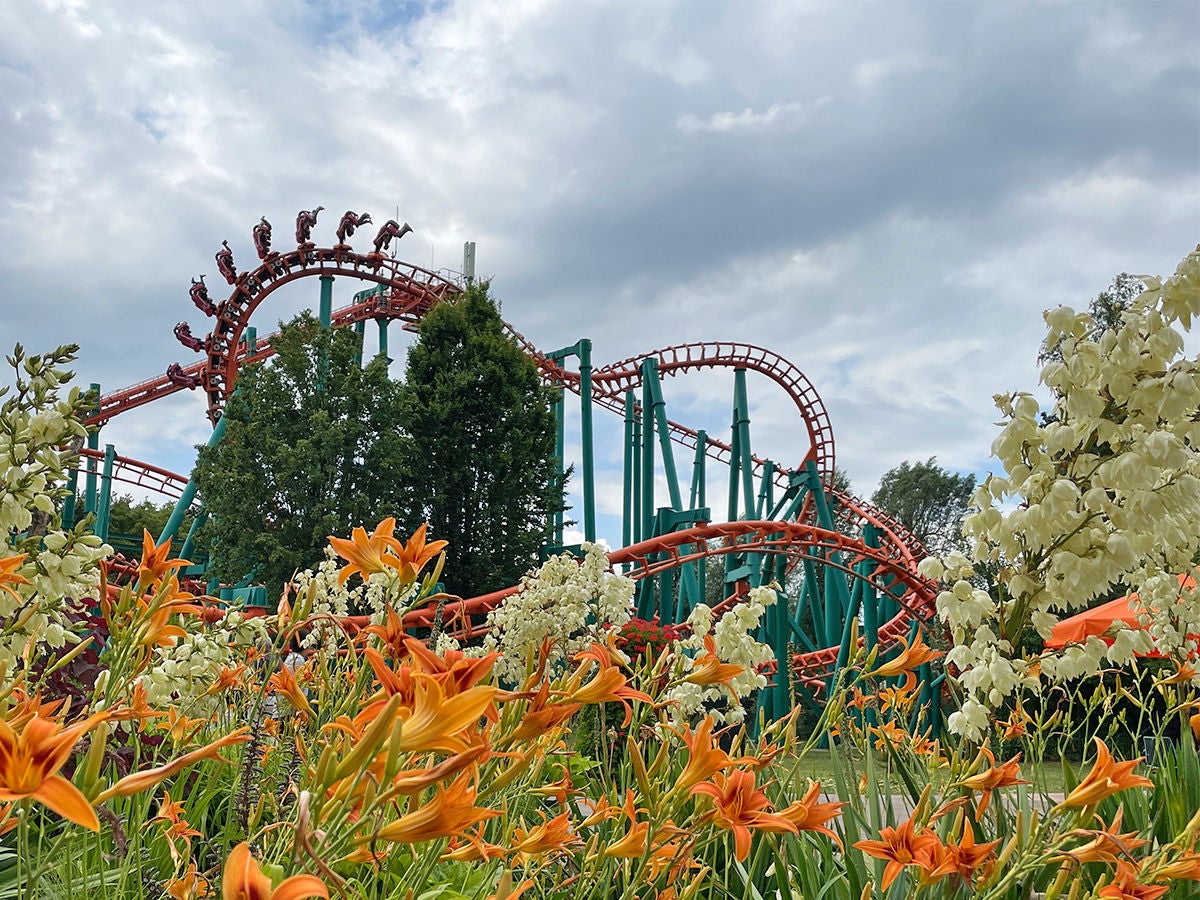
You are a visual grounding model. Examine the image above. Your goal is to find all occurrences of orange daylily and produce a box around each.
[206,665,248,696]
[403,637,499,697]
[0,554,28,603]
[672,717,735,793]
[853,817,944,890]
[511,810,583,856]
[0,708,108,830]
[1157,661,1198,685]
[503,681,580,746]
[876,672,920,715]
[328,518,403,585]
[161,708,208,744]
[441,829,507,862]
[391,522,449,584]
[947,819,1001,883]
[1000,703,1032,740]
[691,770,797,861]
[1056,738,1153,810]
[565,651,652,727]
[367,773,498,844]
[956,748,1029,819]
[598,791,650,859]
[95,728,249,802]
[152,790,202,843]
[869,632,942,679]
[137,530,191,587]
[778,780,845,846]
[267,664,313,717]
[683,635,744,689]
[1098,861,1169,900]
[1151,850,1200,881]
[394,677,496,754]
[166,862,210,900]
[358,607,410,661]
[221,841,328,900]
[1059,809,1149,865]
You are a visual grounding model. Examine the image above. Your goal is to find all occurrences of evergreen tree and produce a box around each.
[194,313,408,598]
[398,283,564,598]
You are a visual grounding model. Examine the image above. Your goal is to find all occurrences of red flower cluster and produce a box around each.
[616,618,680,661]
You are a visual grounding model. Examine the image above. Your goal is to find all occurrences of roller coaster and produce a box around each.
[66,209,941,724]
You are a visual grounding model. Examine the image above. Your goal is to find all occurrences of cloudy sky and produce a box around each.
[2,0,1197,545]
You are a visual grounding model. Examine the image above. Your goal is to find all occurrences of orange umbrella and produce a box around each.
[1045,574,1196,651]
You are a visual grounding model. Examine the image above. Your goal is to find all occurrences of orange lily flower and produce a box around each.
[404,637,499,697]
[504,681,580,745]
[166,861,210,900]
[358,607,410,661]
[221,841,328,900]
[510,810,583,856]
[1151,850,1200,881]
[672,717,735,793]
[598,791,650,859]
[869,632,942,679]
[683,635,744,689]
[161,708,208,744]
[1098,861,1169,900]
[0,554,28,603]
[1056,738,1153,810]
[95,728,249,802]
[876,672,920,715]
[690,770,797,862]
[870,720,909,750]
[0,708,108,830]
[267,664,313,717]
[1157,661,1198,685]
[957,748,1028,819]
[206,665,248,697]
[778,780,845,846]
[328,518,402,585]
[152,790,202,843]
[368,773,498,844]
[137,530,191,588]
[578,793,621,828]
[1000,703,1031,740]
[391,522,449,584]
[945,819,1000,883]
[853,816,943,890]
[1059,809,1148,865]
[392,677,495,754]
[565,659,651,727]
[441,829,507,862]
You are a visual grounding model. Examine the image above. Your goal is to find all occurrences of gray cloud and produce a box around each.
[1,0,1196,537]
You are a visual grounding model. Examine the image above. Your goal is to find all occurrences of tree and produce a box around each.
[1039,272,1145,363]
[870,457,975,557]
[193,313,408,598]
[397,283,564,598]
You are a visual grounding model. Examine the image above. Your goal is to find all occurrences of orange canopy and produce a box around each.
[1045,574,1196,651]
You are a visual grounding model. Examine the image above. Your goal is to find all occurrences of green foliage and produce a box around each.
[397,283,564,598]
[193,313,408,598]
[870,457,975,557]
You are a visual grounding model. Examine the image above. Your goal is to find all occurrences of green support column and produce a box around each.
[158,415,229,546]
[647,365,683,512]
[63,469,79,530]
[623,391,636,552]
[180,509,209,560]
[554,386,566,545]
[577,339,596,542]
[84,383,100,518]
[244,326,257,353]
[377,319,389,362]
[317,275,334,391]
[732,370,755,521]
[691,431,707,602]
[95,444,116,542]
[639,361,655,546]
